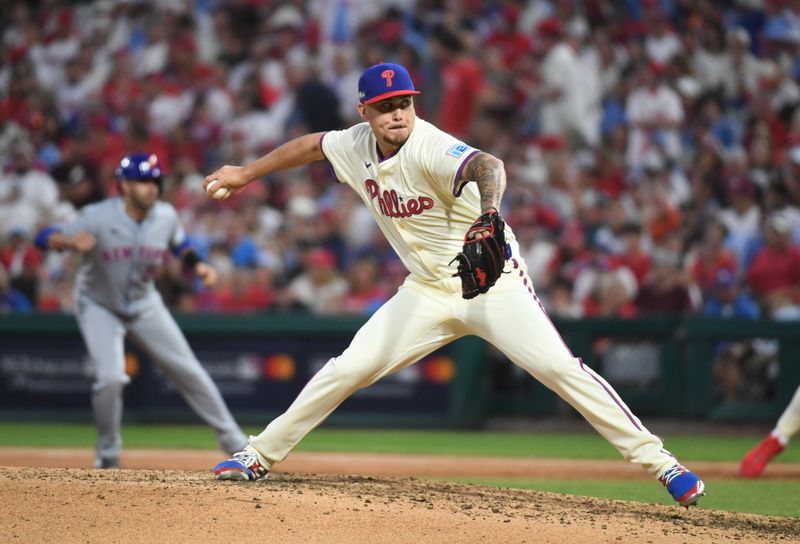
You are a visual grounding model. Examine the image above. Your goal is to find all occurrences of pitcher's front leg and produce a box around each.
[250,285,459,466]
[466,283,677,477]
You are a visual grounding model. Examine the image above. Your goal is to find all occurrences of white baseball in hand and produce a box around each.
[210,182,229,200]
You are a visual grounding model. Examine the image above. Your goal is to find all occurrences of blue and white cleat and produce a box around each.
[660,464,705,507]
[213,448,269,481]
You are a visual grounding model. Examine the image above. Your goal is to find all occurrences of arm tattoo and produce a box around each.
[462,152,506,213]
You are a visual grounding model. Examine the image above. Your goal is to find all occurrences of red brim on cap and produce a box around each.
[362,89,420,104]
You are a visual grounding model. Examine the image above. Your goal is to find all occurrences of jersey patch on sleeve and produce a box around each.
[446,143,471,158]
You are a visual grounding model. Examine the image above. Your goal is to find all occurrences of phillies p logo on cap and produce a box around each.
[358,62,420,104]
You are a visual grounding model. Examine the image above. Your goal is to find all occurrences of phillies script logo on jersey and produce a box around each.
[365,179,434,218]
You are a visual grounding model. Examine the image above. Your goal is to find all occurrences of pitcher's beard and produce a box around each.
[381,131,409,149]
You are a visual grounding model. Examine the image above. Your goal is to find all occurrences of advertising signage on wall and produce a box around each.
[0,332,456,419]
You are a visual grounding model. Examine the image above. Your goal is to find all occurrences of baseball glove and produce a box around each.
[451,209,509,299]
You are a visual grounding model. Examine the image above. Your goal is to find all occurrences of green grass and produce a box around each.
[2,423,798,517]
[449,478,800,518]
[295,429,800,463]
[1,423,799,463]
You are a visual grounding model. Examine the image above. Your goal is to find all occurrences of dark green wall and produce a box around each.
[0,313,796,425]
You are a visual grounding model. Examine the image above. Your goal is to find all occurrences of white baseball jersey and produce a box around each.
[247,117,692,489]
[321,118,517,283]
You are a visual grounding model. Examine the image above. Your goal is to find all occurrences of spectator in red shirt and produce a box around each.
[634,247,694,315]
[746,213,800,317]
[0,227,43,306]
[646,190,682,244]
[482,6,533,70]
[81,116,126,193]
[430,28,486,139]
[0,71,36,129]
[583,265,639,318]
[340,255,389,315]
[688,220,738,297]
[101,52,144,117]
[209,267,274,313]
[545,220,594,289]
[612,222,652,287]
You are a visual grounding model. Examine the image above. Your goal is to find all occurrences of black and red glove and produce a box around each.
[450,210,509,299]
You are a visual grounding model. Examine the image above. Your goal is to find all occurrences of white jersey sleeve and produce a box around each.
[317,118,506,282]
[321,120,478,197]
[411,119,479,198]
[320,124,366,187]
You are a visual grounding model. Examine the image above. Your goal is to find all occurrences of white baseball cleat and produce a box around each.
[213,449,269,481]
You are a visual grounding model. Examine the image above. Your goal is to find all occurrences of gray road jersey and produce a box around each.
[60,198,186,316]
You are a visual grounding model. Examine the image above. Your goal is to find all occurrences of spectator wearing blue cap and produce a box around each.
[0,262,32,313]
[702,268,760,319]
[704,269,764,406]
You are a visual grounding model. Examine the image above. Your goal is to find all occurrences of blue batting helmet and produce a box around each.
[115,153,163,183]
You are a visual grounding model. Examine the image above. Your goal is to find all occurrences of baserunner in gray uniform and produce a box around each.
[36,152,247,468]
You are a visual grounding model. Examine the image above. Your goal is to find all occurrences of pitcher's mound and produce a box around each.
[3,466,798,544]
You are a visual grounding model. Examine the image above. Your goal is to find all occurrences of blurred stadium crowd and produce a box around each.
[1,0,800,320]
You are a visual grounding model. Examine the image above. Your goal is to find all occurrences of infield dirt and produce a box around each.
[1,449,799,544]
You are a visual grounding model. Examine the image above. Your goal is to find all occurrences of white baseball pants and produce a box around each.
[250,257,679,478]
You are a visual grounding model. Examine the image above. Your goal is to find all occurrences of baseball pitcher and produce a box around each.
[36,153,247,468]
[206,63,705,507]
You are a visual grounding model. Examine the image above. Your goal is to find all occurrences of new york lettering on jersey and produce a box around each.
[101,245,166,263]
